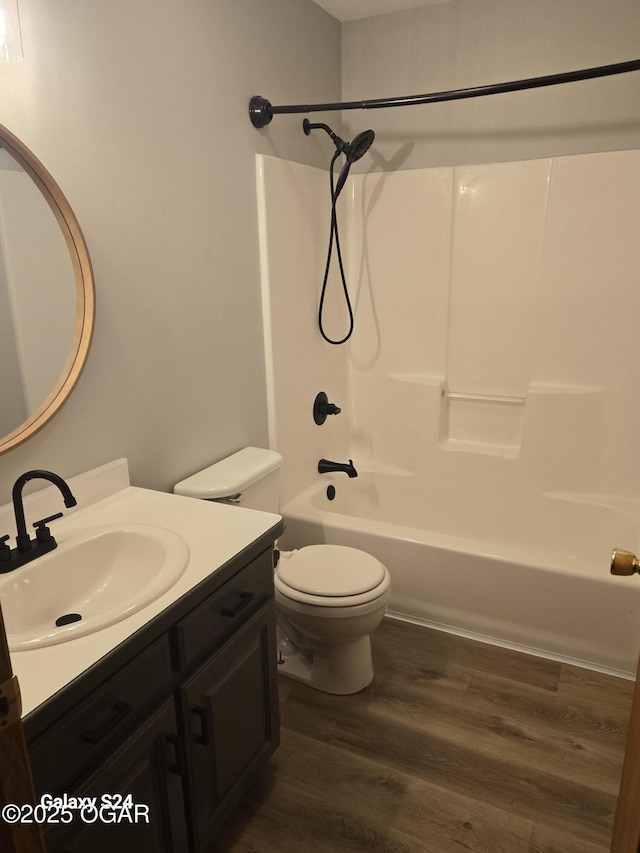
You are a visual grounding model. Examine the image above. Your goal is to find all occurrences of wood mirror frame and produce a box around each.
[0,123,94,456]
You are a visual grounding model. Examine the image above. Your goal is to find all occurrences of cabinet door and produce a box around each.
[44,700,189,853]
[30,636,173,799]
[181,603,279,850]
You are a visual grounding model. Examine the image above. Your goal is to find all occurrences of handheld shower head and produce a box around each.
[303,120,376,200]
[334,129,376,199]
[305,120,376,346]
[345,129,375,164]
[302,120,375,167]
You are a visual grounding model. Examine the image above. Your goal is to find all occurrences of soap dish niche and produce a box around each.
[440,390,525,458]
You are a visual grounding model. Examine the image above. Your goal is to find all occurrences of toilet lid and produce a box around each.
[278,545,386,597]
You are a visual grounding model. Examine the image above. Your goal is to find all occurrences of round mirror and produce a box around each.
[0,123,94,455]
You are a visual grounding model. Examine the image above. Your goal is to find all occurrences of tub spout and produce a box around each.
[318,459,358,478]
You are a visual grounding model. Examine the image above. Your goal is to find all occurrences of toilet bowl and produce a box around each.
[274,545,391,694]
[174,447,391,695]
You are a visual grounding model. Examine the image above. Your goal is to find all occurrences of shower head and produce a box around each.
[303,120,376,200]
[334,130,374,199]
[303,119,375,163]
[345,129,375,164]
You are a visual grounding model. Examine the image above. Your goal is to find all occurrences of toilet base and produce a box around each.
[276,625,373,695]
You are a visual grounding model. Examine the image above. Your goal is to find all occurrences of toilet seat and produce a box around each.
[275,545,390,608]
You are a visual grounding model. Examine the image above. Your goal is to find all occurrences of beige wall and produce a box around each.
[342,0,640,169]
[0,0,341,496]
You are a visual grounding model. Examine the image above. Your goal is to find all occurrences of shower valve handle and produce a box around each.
[313,391,342,425]
[610,548,640,576]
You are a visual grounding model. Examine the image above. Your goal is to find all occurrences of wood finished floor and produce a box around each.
[214,618,635,852]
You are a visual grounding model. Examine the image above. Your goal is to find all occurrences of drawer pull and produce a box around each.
[166,733,183,775]
[191,705,210,746]
[80,700,133,745]
[221,591,254,618]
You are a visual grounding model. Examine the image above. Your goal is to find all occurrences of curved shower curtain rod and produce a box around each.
[249,57,640,128]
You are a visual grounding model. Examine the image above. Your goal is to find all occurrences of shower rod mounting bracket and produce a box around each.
[248,57,640,128]
[249,95,273,128]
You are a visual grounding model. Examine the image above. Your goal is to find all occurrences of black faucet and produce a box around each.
[0,470,77,572]
[318,459,358,478]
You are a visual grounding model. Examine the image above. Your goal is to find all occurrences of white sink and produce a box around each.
[0,524,190,650]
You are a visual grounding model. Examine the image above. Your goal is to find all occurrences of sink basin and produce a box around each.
[0,524,190,650]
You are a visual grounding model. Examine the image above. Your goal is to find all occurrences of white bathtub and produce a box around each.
[280,473,640,676]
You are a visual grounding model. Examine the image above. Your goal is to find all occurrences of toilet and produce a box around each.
[174,447,391,695]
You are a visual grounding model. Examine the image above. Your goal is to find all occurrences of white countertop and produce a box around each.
[1,461,281,718]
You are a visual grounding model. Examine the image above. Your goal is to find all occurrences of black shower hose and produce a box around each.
[318,150,354,345]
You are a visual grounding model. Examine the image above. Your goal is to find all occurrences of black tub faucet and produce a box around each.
[2,470,78,572]
[318,459,358,478]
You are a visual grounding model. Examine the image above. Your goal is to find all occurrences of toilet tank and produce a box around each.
[173,447,283,513]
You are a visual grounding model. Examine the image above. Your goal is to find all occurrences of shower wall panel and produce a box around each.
[533,149,640,494]
[257,155,350,505]
[348,150,640,497]
[258,148,640,505]
[447,159,551,399]
[348,167,452,378]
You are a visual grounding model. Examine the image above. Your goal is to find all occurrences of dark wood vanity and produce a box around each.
[23,526,282,852]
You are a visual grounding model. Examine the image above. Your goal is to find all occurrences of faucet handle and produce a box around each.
[33,513,63,544]
[313,392,342,425]
[0,535,10,563]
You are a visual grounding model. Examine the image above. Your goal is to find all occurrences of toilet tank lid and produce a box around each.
[173,447,282,499]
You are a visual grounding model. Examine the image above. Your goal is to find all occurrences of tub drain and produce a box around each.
[55,613,82,627]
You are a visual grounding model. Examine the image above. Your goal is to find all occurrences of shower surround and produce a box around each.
[256,148,640,676]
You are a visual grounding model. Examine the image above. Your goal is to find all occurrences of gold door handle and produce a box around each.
[610,548,640,576]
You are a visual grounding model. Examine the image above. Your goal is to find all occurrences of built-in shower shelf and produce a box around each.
[441,389,525,458]
[439,383,604,460]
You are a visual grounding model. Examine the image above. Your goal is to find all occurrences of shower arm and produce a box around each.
[249,57,640,128]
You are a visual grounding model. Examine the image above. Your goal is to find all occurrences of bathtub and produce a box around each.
[280,473,640,677]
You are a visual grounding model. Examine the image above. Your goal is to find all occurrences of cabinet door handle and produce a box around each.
[166,733,183,775]
[191,705,210,746]
[221,591,254,618]
[80,700,133,745]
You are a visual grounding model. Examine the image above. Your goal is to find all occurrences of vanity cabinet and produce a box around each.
[23,535,281,853]
[179,606,277,848]
[40,699,188,853]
